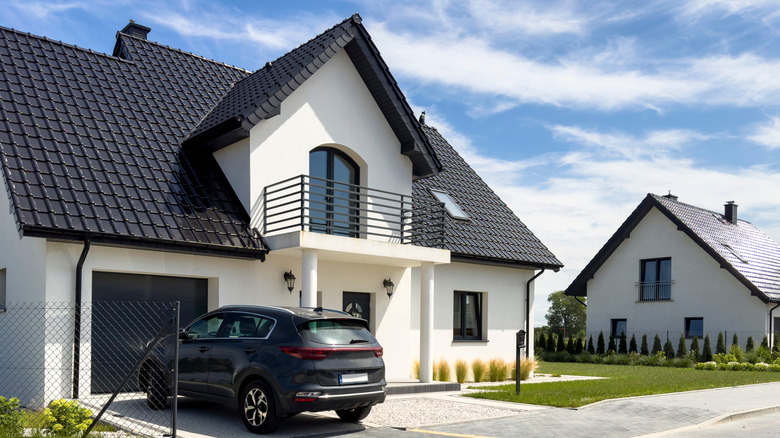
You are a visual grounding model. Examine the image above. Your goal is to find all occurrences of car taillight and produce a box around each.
[279,346,383,360]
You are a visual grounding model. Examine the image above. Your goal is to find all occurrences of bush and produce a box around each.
[488,358,508,382]
[472,359,487,382]
[639,352,667,367]
[732,333,739,350]
[695,361,717,370]
[454,359,469,383]
[412,360,420,379]
[730,345,744,363]
[746,336,755,353]
[716,332,726,355]
[587,335,595,354]
[629,334,638,354]
[690,336,700,362]
[575,336,584,354]
[537,332,547,353]
[597,332,605,355]
[603,354,630,365]
[761,335,769,349]
[618,333,627,355]
[663,338,675,359]
[43,399,93,436]
[556,334,566,352]
[435,359,451,382]
[546,334,556,352]
[702,334,713,362]
[676,333,687,358]
[773,331,779,353]
[566,337,574,354]
[518,358,537,381]
[652,334,662,355]
[0,397,24,436]
[669,357,694,368]
[640,334,649,355]
[540,351,577,362]
[607,336,617,354]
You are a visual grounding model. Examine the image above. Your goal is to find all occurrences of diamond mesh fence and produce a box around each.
[0,301,180,437]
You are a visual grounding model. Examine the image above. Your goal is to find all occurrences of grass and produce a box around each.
[467,361,780,407]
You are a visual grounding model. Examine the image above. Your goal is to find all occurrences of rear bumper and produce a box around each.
[280,384,386,413]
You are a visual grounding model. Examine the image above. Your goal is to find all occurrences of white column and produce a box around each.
[301,249,318,308]
[420,262,434,383]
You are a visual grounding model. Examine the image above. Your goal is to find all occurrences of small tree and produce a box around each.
[556,333,566,352]
[676,333,687,358]
[774,331,779,353]
[597,332,605,355]
[629,334,638,354]
[587,335,596,354]
[607,335,617,354]
[690,336,701,362]
[575,336,584,354]
[618,332,627,354]
[663,338,675,359]
[761,335,769,349]
[702,334,713,362]
[716,332,726,355]
[652,334,662,355]
[732,333,739,350]
[566,336,574,354]
[546,334,556,352]
[641,334,649,355]
[537,332,547,352]
[746,336,755,353]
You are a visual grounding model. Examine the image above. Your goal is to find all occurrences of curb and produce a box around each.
[635,404,780,437]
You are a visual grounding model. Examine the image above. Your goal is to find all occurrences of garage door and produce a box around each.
[91,272,208,393]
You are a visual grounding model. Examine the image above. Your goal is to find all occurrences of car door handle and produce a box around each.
[244,348,256,354]
[199,346,210,353]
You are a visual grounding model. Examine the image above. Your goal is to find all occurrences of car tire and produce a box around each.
[335,406,372,423]
[146,368,169,410]
[240,381,281,434]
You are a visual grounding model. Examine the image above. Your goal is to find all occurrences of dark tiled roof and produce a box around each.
[413,124,562,269]
[566,194,780,302]
[184,13,440,178]
[0,26,267,257]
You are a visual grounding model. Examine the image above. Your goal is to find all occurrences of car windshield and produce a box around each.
[299,319,375,345]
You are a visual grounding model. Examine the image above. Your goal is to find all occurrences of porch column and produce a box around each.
[302,249,318,308]
[420,262,434,383]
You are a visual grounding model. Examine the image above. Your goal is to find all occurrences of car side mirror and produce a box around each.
[178,328,188,340]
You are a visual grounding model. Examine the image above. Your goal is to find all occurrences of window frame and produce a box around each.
[685,317,703,339]
[453,291,484,341]
[309,147,361,237]
[429,189,470,221]
[639,257,672,302]
[0,268,5,312]
[610,318,627,339]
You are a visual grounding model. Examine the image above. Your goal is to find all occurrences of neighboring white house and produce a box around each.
[0,14,561,403]
[566,193,780,348]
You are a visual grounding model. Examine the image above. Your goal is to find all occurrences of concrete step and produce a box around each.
[386,381,461,395]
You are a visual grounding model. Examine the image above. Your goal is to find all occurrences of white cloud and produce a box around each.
[679,0,780,20]
[9,1,86,19]
[465,0,587,36]
[748,116,780,149]
[550,125,709,160]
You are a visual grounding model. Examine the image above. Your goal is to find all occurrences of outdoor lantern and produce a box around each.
[284,271,296,293]
[383,278,395,298]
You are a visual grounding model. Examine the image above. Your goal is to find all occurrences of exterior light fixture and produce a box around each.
[284,271,296,293]
[383,278,395,298]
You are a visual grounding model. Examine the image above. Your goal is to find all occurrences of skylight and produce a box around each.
[722,243,748,264]
[430,189,469,220]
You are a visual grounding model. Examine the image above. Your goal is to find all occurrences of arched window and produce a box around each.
[309,147,360,237]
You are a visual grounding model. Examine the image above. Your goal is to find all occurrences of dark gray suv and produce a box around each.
[139,305,386,434]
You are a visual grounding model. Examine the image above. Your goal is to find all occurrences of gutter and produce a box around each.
[72,236,91,399]
[770,302,780,350]
[525,268,545,358]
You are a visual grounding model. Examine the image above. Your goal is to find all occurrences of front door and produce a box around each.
[343,292,371,330]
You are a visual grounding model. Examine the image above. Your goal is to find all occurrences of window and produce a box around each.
[685,317,703,339]
[430,189,469,220]
[186,313,225,339]
[611,318,627,338]
[639,258,672,301]
[453,291,483,340]
[0,268,5,312]
[309,147,360,237]
[224,313,275,339]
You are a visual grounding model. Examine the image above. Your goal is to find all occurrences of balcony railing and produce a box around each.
[263,175,446,247]
[637,281,674,302]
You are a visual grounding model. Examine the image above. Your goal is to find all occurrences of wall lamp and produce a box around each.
[383,278,395,298]
[284,271,296,293]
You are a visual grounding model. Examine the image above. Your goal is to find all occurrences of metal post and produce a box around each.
[516,330,525,395]
[171,301,180,438]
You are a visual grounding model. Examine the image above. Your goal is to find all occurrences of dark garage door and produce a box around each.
[91,272,208,393]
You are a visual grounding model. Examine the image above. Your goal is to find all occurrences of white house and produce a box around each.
[0,14,561,404]
[566,193,780,348]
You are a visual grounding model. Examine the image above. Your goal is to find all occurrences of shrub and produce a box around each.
[663,338,675,359]
[618,333,627,355]
[546,334,556,352]
[575,336,584,354]
[774,331,779,353]
[770,364,780,372]
[702,334,713,362]
[690,336,700,362]
[412,360,420,379]
[471,359,487,382]
[540,351,577,362]
[639,352,667,367]
[43,399,93,436]
[746,336,755,353]
[761,335,769,349]
[676,334,687,358]
[732,333,739,350]
[487,358,508,382]
[566,337,574,354]
[509,360,517,380]
[603,354,630,365]
[753,362,770,371]
[607,336,617,354]
[641,334,649,355]
[652,334,662,355]
[730,345,744,363]
[454,359,469,383]
[537,332,547,352]
[556,334,566,352]
[518,358,537,381]
[671,357,694,368]
[435,359,451,382]
[0,396,24,436]
[629,334,638,354]
[597,332,605,355]
[716,332,726,355]
[695,361,717,371]
[577,351,604,364]
[586,335,594,354]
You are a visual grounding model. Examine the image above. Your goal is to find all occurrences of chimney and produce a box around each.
[419,111,426,125]
[724,201,738,224]
[120,21,151,40]
[662,191,678,201]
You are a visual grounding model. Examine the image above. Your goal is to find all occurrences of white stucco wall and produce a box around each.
[586,207,770,347]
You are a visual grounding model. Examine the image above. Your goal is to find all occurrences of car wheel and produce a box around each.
[240,381,281,434]
[335,406,372,423]
[146,368,169,410]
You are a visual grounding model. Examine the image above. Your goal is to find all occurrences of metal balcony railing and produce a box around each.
[263,175,446,247]
[637,280,674,302]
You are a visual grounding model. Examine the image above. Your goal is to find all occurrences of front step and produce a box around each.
[386,381,461,395]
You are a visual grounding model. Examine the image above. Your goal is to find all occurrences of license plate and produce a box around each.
[340,373,368,384]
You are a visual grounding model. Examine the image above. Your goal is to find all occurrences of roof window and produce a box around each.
[722,243,748,264]
[430,189,469,220]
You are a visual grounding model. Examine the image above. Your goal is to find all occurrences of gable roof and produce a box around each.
[565,193,780,302]
[413,123,562,270]
[0,25,267,258]
[183,13,440,179]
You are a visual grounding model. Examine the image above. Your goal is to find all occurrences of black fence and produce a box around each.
[0,301,180,437]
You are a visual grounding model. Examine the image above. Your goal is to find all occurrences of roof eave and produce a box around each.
[451,254,562,272]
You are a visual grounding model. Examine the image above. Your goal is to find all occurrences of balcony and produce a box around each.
[637,281,674,302]
[263,175,446,248]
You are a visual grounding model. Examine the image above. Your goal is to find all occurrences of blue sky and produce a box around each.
[4,0,780,325]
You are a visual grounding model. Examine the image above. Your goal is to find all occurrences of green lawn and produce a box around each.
[466,361,780,407]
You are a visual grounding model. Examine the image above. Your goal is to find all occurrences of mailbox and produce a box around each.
[517,329,526,349]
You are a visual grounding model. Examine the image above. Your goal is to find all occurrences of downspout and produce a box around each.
[769,302,780,351]
[72,236,91,399]
[525,268,546,358]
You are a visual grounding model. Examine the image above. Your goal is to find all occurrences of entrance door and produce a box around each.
[343,292,371,330]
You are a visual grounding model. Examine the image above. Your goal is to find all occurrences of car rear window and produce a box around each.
[299,319,376,345]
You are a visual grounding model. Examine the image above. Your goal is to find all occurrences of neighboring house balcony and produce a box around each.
[261,175,450,267]
[637,280,674,302]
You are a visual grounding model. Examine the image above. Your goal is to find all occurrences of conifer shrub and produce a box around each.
[716,332,726,355]
[566,337,574,354]
[546,334,556,352]
[597,332,606,355]
[618,333,628,354]
[587,335,596,354]
[676,333,687,358]
[607,336,617,354]
[471,359,487,383]
[690,336,700,362]
[702,334,713,362]
[537,332,547,352]
[746,336,754,353]
[761,335,769,349]
[641,334,649,355]
[556,333,566,352]
[629,334,638,354]
[575,336,584,354]
[663,338,675,359]
[732,333,739,350]
[774,331,779,353]
[652,334,662,355]
[454,359,469,383]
